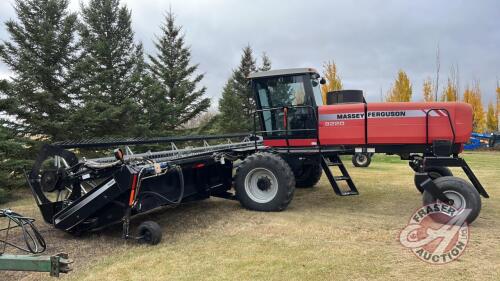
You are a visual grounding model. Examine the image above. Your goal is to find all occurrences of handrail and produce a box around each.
[425,108,456,144]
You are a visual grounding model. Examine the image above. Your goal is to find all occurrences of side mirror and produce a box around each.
[320,78,326,85]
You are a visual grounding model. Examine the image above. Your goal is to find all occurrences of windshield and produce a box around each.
[256,75,307,108]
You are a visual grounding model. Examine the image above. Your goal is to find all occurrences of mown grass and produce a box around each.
[2,151,499,281]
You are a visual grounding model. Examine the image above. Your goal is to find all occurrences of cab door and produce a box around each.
[254,75,318,147]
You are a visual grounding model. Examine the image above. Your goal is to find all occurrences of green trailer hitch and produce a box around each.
[0,252,72,277]
[1,209,73,277]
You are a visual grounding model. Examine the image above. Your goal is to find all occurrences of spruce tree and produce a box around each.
[260,52,272,72]
[144,11,210,135]
[0,0,79,140]
[76,0,146,137]
[218,46,271,133]
[0,125,34,202]
[218,80,246,133]
[232,46,257,120]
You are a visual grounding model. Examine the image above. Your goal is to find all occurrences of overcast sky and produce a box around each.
[1,0,499,106]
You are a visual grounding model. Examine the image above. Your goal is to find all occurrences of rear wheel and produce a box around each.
[352,153,371,167]
[235,152,295,211]
[414,166,453,193]
[294,164,322,188]
[422,176,481,224]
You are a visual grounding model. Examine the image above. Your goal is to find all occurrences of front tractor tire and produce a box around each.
[414,166,453,193]
[294,164,323,188]
[235,152,295,212]
[352,153,371,167]
[422,176,481,224]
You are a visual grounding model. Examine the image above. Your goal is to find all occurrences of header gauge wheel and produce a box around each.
[422,176,481,224]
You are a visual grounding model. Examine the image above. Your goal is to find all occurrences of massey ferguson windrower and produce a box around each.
[27,68,487,244]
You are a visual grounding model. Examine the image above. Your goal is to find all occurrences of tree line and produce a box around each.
[321,61,499,133]
[0,0,269,200]
[1,1,498,200]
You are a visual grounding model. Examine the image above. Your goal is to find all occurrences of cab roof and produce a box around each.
[247,68,319,79]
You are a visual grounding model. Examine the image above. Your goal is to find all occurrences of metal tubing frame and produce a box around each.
[52,133,251,149]
[425,108,456,144]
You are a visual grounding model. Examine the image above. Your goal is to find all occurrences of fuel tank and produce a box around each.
[318,102,472,145]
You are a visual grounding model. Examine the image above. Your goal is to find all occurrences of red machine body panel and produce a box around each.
[318,103,365,145]
[318,102,472,146]
[263,139,318,147]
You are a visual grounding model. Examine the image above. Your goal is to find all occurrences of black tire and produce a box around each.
[423,176,481,224]
[294,164,323,188]
[414,166,453,193]
[352,153,371,167]
[138,221,162,245]
[235,152,295,212]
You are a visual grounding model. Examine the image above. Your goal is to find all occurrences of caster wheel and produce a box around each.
[137,221,162,245]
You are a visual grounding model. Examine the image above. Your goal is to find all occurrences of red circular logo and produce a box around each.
[399,203,469,264]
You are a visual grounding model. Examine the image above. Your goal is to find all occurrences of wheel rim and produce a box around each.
[442,190,466,211]
[356,154,367,165]
[244,168,278,203]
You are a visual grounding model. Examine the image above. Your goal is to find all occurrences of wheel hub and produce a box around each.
[244,168,279,204]
[443,191,464,210]
[256,177,272,191]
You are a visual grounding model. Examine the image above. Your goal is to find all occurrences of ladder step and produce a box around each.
[320,155,359,197]
[339,191,359,196]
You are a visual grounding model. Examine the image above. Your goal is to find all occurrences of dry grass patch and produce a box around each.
[1,151,499,281]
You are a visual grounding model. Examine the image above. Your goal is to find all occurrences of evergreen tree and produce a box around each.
[0,0,79,140]
[259,52,272,72]
[76,0,146,137]
[218,80,246,133]
[0,125,34,202]
[218,46,259,133]
[143,11,210,135]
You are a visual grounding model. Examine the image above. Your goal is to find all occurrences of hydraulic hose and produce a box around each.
[84,160,122,169]
[136,165,185,206]
[0,209,46,254]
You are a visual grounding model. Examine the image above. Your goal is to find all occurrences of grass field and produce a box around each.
[2,151,499,281]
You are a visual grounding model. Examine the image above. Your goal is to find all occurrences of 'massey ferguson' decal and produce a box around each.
[319,109,443,121]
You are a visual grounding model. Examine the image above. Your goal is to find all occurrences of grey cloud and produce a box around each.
[1,0,499,104]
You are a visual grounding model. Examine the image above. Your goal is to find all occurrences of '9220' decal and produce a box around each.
[323,121,345,126]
